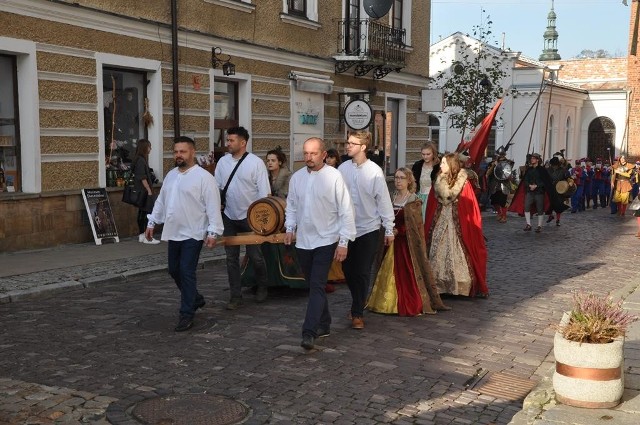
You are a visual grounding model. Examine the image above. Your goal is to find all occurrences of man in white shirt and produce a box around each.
[215,127,271,309]
[339,130,395,330]
[284,137,356,350]
[146,136,224,332]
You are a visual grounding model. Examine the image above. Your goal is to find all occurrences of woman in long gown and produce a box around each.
[367,168,448,316]
[424,153,488,297]
[411,142,439,222]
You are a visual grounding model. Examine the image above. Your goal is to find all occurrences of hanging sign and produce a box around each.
[344,99,373,130]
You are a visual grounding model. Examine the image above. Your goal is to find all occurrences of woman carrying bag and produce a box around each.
[132,139,160,244]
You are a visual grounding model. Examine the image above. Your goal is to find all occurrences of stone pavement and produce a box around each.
[0,208,639,424]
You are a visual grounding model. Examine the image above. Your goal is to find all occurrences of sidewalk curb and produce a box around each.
[0,255,227,303]
[509,280,640,424]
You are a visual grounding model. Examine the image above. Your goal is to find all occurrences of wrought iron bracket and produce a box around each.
[354,63,377,77]
[373,66,401,80]
[335,61,361,74]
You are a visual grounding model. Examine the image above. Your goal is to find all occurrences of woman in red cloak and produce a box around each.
[424,153,488,297]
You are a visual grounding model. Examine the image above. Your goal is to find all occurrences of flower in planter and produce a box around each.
[557,290,638,344]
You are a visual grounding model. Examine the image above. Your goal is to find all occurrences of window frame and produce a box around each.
[0,54,22,194]
[287,0,307,17]
[95,53,163,187]
[0,37,39,194]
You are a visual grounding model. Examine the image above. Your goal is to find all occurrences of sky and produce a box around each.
[431,0,631,60]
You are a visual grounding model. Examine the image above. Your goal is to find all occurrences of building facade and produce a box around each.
[427,33,628,168]
[0,0,431,252]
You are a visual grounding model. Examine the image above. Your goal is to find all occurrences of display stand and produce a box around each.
[81,188,120,245]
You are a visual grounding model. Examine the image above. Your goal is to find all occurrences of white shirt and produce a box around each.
[215,152,270,220]
[148,165,224,241]
[285,164,356,250]
[338,159,395,238]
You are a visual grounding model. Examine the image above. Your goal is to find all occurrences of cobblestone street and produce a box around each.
[1,208,639,424]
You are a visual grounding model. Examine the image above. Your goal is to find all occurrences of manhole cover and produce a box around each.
[131,394,250,425]
[137,315,217,332]
[474,372,537,402]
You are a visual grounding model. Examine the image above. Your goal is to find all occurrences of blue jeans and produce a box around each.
[168,239,204,318]
[297,243,336,338]
[342,229,381,318]
[223,214,268,299]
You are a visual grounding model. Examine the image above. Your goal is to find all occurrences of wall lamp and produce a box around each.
[211,47,235,76]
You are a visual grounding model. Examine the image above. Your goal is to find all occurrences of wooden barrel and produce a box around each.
[247,196,286,235]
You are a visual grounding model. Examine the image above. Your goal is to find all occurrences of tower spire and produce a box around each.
[540,0,561,61]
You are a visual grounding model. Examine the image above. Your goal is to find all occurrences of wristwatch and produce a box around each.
[207,231,220,239]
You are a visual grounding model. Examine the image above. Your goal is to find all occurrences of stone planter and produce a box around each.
[553,312,625,408]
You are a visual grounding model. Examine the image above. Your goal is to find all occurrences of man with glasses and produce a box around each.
[338,130,395,330]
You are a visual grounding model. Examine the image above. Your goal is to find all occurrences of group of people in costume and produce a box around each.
[481,148,640,232]
[241,135,489,349]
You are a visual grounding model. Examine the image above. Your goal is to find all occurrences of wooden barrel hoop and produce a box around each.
[247,196,286,236]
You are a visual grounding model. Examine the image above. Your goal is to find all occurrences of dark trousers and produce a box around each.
[223,214,268,299]
[168,239,204,318]
[137,209,148,234]
[342,229,381,318]
[297,243,336,338]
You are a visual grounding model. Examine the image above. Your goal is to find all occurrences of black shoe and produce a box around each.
[317,327,330,338]
[195,296,206,310]
[301,335,315,350]
[523,224,532,231]
[546,215,554,223]
[226,297,243,310]
[255,286,268,303]
[175,316,194,332]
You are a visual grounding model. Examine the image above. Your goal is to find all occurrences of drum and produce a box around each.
[247,196,287,235]
[556,179,577,197]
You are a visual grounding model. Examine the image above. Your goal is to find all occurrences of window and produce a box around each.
[428,114,440,146]
[0,55,21,193]
[282,0,318,23]
[287,0,306,17]
[213,80,239,161]
[103,67,147,187]
[391,0,403,30]
[345,0,361,55]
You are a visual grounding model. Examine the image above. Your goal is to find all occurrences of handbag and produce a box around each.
[122,166,148,208]
[629,196,640,211]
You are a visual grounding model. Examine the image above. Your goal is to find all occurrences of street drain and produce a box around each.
[131,394,250,425]
[473,372,537,402]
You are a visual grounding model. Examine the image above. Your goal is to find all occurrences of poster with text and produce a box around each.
[81,188,119,245]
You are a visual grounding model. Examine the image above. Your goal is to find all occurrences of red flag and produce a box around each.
[457,99,503,168]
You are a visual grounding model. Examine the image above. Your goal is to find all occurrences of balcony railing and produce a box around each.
[334,19,406,79]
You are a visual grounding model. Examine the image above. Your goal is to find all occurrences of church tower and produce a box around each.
[539,0,561,61]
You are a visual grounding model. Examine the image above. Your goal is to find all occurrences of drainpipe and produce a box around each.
[171,0,180,138]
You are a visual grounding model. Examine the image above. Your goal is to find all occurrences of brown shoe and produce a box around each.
[351,317,364,330]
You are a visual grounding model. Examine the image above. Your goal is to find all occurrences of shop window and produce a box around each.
[103,67,147,187]
[213,80,239,161]
[0,55,21,193]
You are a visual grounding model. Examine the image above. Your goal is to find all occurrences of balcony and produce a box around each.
[334,19,406,79]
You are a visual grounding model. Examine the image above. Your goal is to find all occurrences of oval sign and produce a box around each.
[344,99,373,130]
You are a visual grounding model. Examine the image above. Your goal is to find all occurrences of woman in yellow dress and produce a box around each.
[367,167,448,316]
